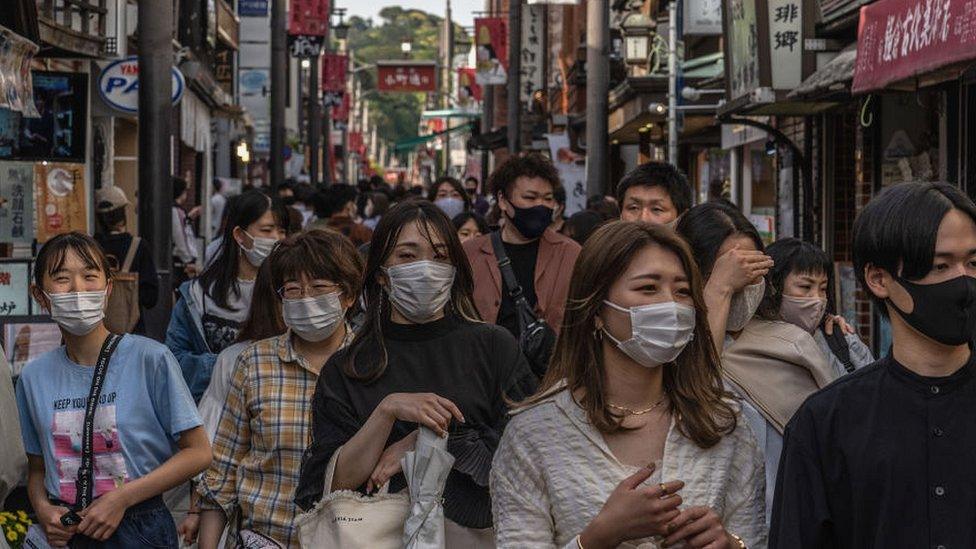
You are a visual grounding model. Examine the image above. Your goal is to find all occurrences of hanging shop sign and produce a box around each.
[322,53,347,95]
[0,25,40,117]
[376,61,438,93]
[332,94,350,130]
[852,0,976,94]
[458,68,483,104]
[721,0,817,113]
[35,162,88,242]
[288,0,330,58]
[0,161,34,243]
[520,5,545,105]
[475,17,508,85]
[546,133,586,216]
[98,56,185,113]
[684,0,723,36]
[0,260,30,316]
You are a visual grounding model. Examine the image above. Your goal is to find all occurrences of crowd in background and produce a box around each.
[3,153,976,549]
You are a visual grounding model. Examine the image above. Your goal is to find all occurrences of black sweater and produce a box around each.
[295,312,537,528]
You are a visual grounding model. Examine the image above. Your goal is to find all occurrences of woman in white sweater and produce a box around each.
[491,222,766,549]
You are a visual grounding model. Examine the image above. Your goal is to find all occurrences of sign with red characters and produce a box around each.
[376,61,438,92]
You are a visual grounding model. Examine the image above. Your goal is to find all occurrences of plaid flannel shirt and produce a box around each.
[199,328,353,548]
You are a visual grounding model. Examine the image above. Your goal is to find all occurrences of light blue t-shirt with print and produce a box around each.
[15,334,202,504]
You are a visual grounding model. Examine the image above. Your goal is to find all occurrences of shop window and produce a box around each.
[879,92,942,187]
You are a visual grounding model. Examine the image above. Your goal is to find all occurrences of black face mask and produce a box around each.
[891,274,976,346]
[509,204,554,240]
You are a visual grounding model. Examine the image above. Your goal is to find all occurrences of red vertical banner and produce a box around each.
[333,93,350,122]
[474,17,508,85]
[349,131,364,155]
[457,68,482,103]
[321,53,348,93]
[288,0,330,36]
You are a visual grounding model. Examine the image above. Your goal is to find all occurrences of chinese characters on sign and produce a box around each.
[521,5,545,105]
[768,0,802,88]
[322,53,348,95]
[853,0,975,93]
[727,0,760,99]
[475,17,508,85]
[0,261,30,316]
[288,0,330,58]
[0,161,34,243]
[376,62,438,93]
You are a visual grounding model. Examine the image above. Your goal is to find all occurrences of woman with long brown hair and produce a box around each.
[295,200,536,545]
[491,222,766,548]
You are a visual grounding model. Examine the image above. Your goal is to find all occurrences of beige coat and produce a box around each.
[722,319,836,434]
[1,350,26,505]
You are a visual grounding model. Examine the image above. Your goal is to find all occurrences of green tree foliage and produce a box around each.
[345,8,467,151]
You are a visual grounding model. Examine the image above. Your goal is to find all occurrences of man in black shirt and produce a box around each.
[770,182,976,548]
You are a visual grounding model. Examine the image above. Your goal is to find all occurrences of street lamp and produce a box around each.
[401,40,413,59]
[300,59,311,69]
[621,12,654,65]
[332,10,349,41]
[680,86,724,101]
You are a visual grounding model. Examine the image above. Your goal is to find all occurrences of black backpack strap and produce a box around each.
[822,326,856,374]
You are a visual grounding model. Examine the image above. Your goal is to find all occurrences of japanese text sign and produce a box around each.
[768,0,803,89]
[0,261,30,316]
[288,0,330,36]
[322,53,348,94]
[0,161,34,243]
[852,0,976,94]
[521,5,545,104]
[376,62,437,92]
[727,0,761,99]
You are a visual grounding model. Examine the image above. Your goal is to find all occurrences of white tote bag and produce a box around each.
[295,446,411,549]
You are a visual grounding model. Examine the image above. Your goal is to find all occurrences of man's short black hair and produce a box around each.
[615,162,693,214]
[488,154,561,199]
[853,182,976,313]
[313,184,358,218]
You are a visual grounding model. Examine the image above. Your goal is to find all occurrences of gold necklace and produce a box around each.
[607,397,667,416]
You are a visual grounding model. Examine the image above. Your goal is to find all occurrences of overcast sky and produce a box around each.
[342,0,485,27]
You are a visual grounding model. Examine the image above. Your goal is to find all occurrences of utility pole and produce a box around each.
[507,0,522,154]
[585,0,609,196]
[442,0,454,176]
[270,0,287,192]
[667,0,678,164]
[138,0,174,340]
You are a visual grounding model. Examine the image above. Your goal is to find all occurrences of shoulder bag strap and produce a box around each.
[489,231,524,301]
[74,333,122,511]
[822,326,856,374]
[121,236,140,273]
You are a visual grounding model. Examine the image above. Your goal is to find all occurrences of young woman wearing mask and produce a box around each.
[762,238,874,378]
[17,233,211,548]
[453,211,489,244]
[295,201,536,546]
[165,190,288,401]
[428,176,472,220]
[197,230,364,548]
[676,202,831,523]
[176,257,288,546]
[491,222,765,548]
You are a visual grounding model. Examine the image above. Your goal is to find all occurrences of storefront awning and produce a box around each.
[682,53,724,80]
[788,43,857,100]
[852,0,976,94]
[393,122,473,152]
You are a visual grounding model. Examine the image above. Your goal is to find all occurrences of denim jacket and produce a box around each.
[165,280,215,402]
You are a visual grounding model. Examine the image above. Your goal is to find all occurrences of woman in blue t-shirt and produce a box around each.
[16,232,211,548]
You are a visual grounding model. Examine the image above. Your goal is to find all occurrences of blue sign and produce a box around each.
[98,57,185,114]
[239,0,269,17]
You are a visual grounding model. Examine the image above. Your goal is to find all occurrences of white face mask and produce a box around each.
[282,291,345,342]
[727,279,766,332]
[384,260,456,323]
[603,300,696,368]
[45,290,107,336]
[434,197,466,220]
[239,230,279,267]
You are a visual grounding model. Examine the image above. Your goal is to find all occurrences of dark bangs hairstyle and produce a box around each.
[33,232,113,288]
[527,221,736,448]
[451,211,489,234]
[428,176,473,211]
[269,229,365,314]
[236,258,285,342]
[197,189,288,310]
[675,200,765,277]
[756,238,832,321]
[853,182,976,314]
[615,161,693,215]
[340,200,480,382]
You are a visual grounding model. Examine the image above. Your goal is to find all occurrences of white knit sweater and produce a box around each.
[490,389,767,549]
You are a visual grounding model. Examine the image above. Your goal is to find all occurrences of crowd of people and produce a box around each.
[3,154,976,549]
